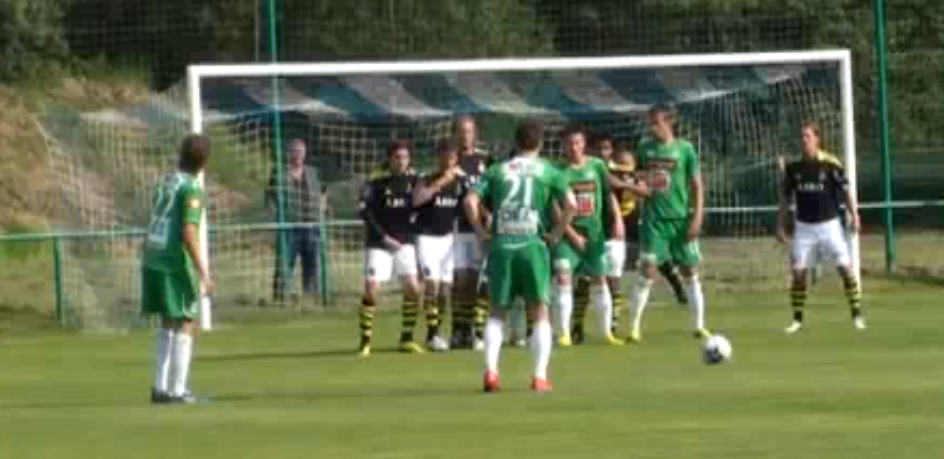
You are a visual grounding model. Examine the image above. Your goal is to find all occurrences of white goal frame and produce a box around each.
[187,49,861,319]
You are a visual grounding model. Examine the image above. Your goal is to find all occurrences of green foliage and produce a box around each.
[0,0,71,82]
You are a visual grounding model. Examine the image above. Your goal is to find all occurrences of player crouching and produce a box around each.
[412,139,468,352]
[357,140,424,357]
[777,122,866,333]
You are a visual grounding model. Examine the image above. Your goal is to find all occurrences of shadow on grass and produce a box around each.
[197,346,404,363]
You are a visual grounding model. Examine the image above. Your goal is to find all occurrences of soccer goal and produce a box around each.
[39,50,858,329]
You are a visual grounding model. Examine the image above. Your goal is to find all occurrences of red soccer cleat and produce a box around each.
[530,377,553,394]
[483,371,500,393]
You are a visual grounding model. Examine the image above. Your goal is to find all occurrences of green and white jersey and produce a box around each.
[474,156,569,247]
[561,156,610,237]
[636,138,699,221]
[142,172,205,275]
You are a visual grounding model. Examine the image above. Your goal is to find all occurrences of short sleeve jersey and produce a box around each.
[636,138,699,221]
[560,156,610,237]
[474,156,568,248]
[359,169,418,248]
[142,172,205,276]
[782,152,848,224]
[415,171,467,236]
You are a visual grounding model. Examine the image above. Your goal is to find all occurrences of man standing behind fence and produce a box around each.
[266,138,326,303]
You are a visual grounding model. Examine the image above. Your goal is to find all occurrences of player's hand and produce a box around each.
[474,225,492,244]
[775,225,788,244]
[545,228,565,246]
[570,233,587,252]
[686,219,702,242]
[849,213,861,234]
[383,236,402,252]
[634,180,650,198]
[200,273,216,295]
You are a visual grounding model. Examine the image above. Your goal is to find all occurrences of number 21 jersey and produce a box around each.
[142,172,204,275]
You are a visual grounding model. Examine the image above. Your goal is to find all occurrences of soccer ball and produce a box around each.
[702,334,733,364]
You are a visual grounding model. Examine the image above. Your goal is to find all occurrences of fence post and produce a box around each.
[53,236,65,327]
[874,0,895,274]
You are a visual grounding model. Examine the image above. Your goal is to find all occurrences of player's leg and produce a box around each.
[473,256,491,350]
[418,235,450,351]
[586,238,622,345]
[452,233,480,348]
[551,242,579,346]
[163,271,204,403]
[670,221,708,338]
[604,239,626,336]
[483,247,513,393]
[658,261,688,306]
[825,219,865,329]
[359,248,394,356]
[395,244,424,353]
[786,221,817,334]
[628,221,665,342]
[143,267,174,403]
[520,242,553,392]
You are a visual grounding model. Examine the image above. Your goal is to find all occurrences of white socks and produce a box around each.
[556,284,573,337]
[531,319,552,380]
[170,333,194,397]
[592,283,613,337]
[630,277,654,331]
[484,317,503,374]
[152,328,174,393]
[684,276,706,331]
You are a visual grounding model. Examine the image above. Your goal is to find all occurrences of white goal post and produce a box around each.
[186,49,860,318]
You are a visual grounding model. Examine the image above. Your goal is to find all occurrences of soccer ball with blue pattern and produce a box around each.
[702,334,732,364]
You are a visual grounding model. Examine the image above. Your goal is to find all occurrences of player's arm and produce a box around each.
[833,165,860,233]
[776,165,795,243]
[686,147,705,241]
[464,170,492,242]
[181,190,213,292]
[608,192,625,240]
[550,200,583,248]
[549,190,578,245]
[359,178,399,250]
[606,173,649,197]
[412,169,457,207]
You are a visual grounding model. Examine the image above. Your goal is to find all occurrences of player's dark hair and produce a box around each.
[560,123,587,141]
[437,137,460,155]
[387,139,412,157]
[516,120,544,151]
[648,104,675,121]
[593,131,613,146]
[178,135,211,173]
[613,140,632,154]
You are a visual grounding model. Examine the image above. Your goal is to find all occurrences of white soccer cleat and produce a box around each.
[853,317,867,330]
[426,336,450,352]
[784,321,803,335]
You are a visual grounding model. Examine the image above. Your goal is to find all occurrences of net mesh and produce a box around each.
[38,58,849,328]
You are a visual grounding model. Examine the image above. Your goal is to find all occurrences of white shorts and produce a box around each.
[417,234,455,283]
[454,232,482,270]
[364,245,418,283]
[791,218,851,270]
[604,240,626,278]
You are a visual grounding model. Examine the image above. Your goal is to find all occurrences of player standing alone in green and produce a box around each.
[142,135,213,404]
[628,105,711,342]
[464,120,577,394]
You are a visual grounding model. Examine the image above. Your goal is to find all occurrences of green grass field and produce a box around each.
[2,279,943,459]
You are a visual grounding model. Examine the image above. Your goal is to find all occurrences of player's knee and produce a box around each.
[363,281,380,301]
[423,280,440,296]
[530,304,549,322]
[791,270,808,289]
[679,266,697,279]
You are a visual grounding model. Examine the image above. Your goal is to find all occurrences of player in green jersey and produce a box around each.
[141,135,213,404]
[464,120,576,394]
[628,104,710,343]
[552,125,627,347]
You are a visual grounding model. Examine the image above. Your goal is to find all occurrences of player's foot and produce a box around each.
[603,334,625,346]
[557,333,572,347]
[785,321,803,335]
[398,341,426,354]
[426,335,450,352]
[853,316,867,330]
[472,338,485,352]
[150,388,171,404]
[358,344,371,358]
[483,371,501,393]
[571,326,585,345]
[530,378,553,394]
[166,391,212,405]
[627,327,642,343]
[693,328,712,339]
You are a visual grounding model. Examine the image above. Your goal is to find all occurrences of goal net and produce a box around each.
[39,51,858,329]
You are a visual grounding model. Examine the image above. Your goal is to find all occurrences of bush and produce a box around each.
[0,0,72,83]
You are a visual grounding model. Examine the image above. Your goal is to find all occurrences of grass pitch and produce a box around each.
[2,280,943,459]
